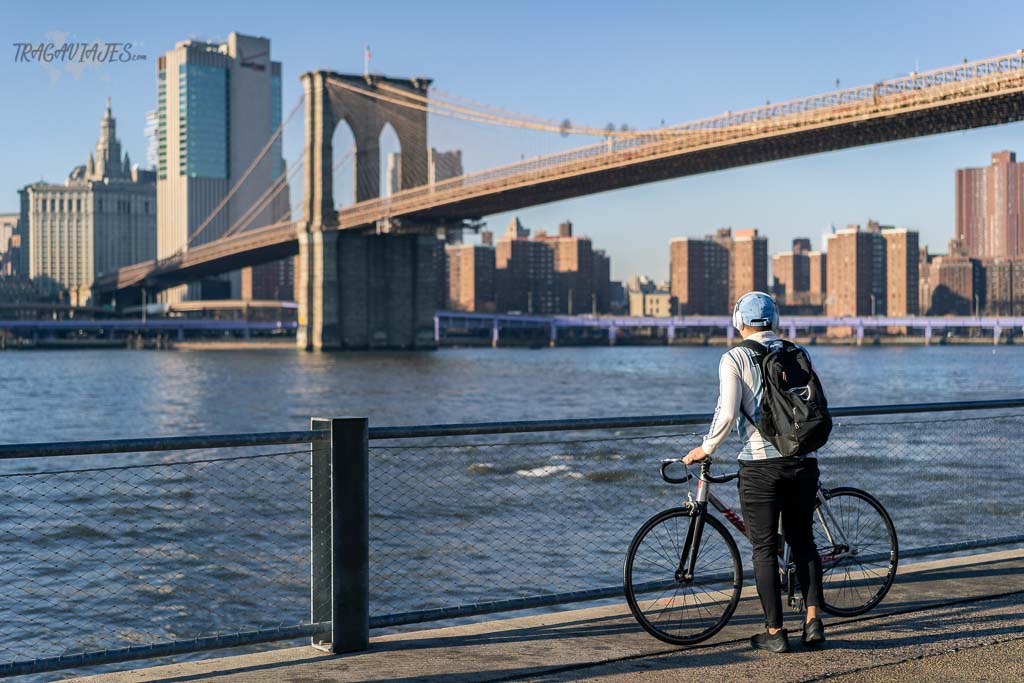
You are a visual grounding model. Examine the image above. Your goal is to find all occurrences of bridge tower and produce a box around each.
[297,71,438,350]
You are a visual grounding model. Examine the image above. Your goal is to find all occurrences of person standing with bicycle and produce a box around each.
[682,291,831,653]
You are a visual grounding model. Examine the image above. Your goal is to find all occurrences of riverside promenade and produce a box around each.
[76,548,1024,682]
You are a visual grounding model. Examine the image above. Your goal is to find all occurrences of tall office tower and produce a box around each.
[807,251,827,305]
[920,238,984,315]
[446,243,495,312]
[156,32,287,302]
[144,110,159,171]
[385,151,402,195]
[956,151,1024,259]
[494,217,555,313]
[731,228,768,303]
[882,228,919,316]
[17,100,156,305]
[824,224,887,317]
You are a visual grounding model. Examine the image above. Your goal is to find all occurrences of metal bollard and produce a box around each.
[310,417,369,654]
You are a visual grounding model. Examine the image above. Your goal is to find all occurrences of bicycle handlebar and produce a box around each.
[659,459,693,484]
[660,457,739,485]
[699,459,740,484]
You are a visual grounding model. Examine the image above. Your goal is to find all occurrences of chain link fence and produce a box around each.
[368,410,1024,626]
[0,440,325,677]
[2,406,1023,677]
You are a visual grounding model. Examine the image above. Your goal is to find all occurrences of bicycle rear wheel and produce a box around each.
[814,487,898,616]
[623,508,742,645]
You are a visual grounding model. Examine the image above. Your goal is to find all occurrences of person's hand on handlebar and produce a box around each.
[683,445,709,465]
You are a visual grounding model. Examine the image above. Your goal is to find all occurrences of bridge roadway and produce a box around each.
[95,51,1024,296]
[75,547,1024,682]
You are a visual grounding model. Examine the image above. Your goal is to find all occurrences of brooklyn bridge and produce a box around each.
[92,50,1024,349]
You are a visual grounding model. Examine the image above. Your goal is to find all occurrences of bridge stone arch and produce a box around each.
[297,71,436,351]
[301,71,430,227]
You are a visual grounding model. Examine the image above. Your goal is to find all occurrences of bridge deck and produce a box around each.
[77,547,1024,682]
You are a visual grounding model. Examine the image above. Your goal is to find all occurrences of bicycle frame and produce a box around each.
[689,473,859,576]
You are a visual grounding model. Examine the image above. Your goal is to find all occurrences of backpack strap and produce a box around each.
[735,339,767,428]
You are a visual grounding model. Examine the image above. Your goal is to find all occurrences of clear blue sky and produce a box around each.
[4,0,1024,282]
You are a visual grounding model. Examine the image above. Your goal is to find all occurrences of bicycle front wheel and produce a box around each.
[623,508,742,646]
[814,487,898,616]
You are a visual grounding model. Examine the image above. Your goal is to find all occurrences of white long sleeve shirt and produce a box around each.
[701,330,812,461]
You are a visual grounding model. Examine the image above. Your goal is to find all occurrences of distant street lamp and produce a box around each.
[870,293,876,318]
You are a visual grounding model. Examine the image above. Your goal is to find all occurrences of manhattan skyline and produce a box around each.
[5,0,1024,283]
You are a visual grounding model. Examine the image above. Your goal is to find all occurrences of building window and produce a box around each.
[178,63,229,179]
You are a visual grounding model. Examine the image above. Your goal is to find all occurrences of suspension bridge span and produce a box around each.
[93,50,1024,349]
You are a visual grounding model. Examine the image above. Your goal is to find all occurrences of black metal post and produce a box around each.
[310,417,369,654]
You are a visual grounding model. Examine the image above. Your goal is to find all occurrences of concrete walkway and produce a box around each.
[72,548,1024,683]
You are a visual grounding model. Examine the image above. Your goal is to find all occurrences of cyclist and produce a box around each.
[683,291,825,653]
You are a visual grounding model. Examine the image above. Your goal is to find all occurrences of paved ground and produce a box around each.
[71,548,1024,683]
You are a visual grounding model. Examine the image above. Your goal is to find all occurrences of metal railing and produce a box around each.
[365,399,1024,628]
[2,399,1023,676]
[0,426,338,677]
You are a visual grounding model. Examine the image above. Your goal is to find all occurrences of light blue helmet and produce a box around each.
[732,291,779,332]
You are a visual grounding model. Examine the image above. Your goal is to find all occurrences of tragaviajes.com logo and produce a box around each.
[13,31,148,84]
[14,41,146,63]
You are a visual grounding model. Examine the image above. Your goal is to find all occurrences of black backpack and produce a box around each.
[738,339,832,457]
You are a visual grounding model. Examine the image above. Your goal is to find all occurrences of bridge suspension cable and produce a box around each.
[328,75,654,138]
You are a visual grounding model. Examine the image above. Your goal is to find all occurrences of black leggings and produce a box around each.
[738,458,824,628]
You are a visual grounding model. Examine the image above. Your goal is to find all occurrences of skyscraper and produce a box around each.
[955,151,1024,259]
[156,32,288,302]
[18,100,156,304]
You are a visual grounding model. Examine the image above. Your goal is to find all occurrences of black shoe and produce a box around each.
[803,618,826,647]
[750,628,791,653]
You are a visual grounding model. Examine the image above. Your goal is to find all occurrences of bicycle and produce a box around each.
[623,457,898,645]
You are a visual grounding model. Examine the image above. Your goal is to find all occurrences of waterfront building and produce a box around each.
[773,239,812,305]
[17,100,156,305]
[495,218,556,313]
[808,251,827,306]
[981,257,1024,315]
[538,221,594,315]
[730,228,768,305]
[670,228,761,315]
[156,32,289,302]
[882,228,920,316]
[446,243,495,312]
[628,289,675,317]
[920,238,983,315]
[825,223,887,317]
[592,249,611,314]
[955,151,1024,259]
